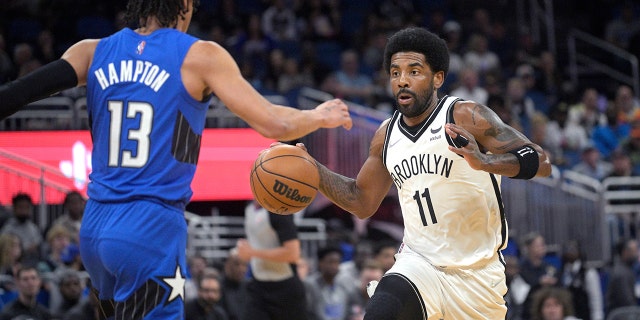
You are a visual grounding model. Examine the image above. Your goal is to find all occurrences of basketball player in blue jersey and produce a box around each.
[0,0,352,319]
[303,27,552,319]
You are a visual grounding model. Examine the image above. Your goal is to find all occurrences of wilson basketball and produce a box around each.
[250,144,319,215]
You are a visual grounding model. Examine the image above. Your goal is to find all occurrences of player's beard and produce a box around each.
[395,83,435,119]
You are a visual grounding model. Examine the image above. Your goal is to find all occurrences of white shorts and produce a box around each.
[385,245,508,320]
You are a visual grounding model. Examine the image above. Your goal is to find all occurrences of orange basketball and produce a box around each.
[250,144,319,215]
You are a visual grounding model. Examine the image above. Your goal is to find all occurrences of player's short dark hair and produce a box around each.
[383,27,449,78]
[12,192,33,207]
[125,0,200,28]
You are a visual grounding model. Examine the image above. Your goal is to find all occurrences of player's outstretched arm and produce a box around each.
[314,122,393,219]
[445,101,552,179]
[191,41,352,141]
[0,39,97,120]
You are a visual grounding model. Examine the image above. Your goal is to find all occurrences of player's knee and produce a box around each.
[365,274,425,320]
[364,291,402,320]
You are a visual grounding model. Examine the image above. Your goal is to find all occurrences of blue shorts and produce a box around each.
[80,199,188,319]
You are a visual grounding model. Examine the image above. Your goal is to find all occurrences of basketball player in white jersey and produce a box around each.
[307,27,552,319]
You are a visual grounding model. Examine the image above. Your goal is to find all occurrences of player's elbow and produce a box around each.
[258,120,298,141]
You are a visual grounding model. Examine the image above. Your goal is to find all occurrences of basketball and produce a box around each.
[250,144,320,215]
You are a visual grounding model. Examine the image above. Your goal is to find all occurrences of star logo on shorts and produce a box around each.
[161,266,186,303]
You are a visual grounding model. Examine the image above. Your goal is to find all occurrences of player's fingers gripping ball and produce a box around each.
[250,144,319,215]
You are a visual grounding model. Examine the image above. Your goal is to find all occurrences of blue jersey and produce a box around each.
[86,28,209,209]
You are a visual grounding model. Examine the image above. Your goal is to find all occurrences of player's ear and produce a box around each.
[433,71,445,89]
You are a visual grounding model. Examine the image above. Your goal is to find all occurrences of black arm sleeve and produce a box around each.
[0,59,78,120]
[268,212,298,243]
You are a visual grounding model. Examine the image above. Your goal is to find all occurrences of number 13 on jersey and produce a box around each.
[108,100,154,168]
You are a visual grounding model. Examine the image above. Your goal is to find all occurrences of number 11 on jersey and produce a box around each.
[413,188,437,226]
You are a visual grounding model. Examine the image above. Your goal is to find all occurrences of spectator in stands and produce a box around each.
[337,240,374,289]
[371,0,419,33]
[566,88,607,138]
[185,254,210,302]
[304,244,357,320]
[0,193,42,265]
[372,240,398,274]
[321,49,375,105]
[347,259,384,320]
[0,265,54,320]
[570,146,613,181]
[38,225,72,274]
[505,77,538,138]
[277,57,314,94]
[604,1,640,50]
[185,270,229,320]
[559,239,603,320]
[236,201,307,320]
[261,0,298,43]
[450,67,488,105]
[442,20,464,77]
[516,63,550,116]
[34,30,58,64]
[0,233,22,292]
[607,150,634,179]
[11,43,40,79]
[62,279,99,320]
[591,102,628,160]
[618,109,640,175]
[505,255,530,320]
[519,232,559,320]
[49,269,86,318]
[219,249,248,320]
[299,0,341,42]
[605,238,639,314]
[535,51,564,109]
[233,14,276,82]
[51,191,85,244]
[614,84,640,129]
[463,33,501,80]
[529,286,580,320]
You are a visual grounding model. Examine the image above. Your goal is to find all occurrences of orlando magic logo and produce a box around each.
[136,41,146,55]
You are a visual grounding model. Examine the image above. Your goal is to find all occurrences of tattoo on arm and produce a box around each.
[478,105,522,151]
[318,164,357,206]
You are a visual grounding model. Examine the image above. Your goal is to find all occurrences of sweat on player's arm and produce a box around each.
[444,100,552,179]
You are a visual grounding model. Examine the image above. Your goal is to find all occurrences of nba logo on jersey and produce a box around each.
[136,41,146,55]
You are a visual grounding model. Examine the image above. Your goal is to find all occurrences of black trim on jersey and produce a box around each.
[444,97,466,149]
[115,279,167,320]
[489,173,508,266]
[384,272,427,319]
[382,112,400,166]
[397,95,449,143]
[172,112,202,164]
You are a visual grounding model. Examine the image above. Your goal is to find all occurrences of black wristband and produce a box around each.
[0,59,78,120]
[508,145,539,179]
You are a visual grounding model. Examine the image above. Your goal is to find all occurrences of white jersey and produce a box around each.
[382,95,507,268]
